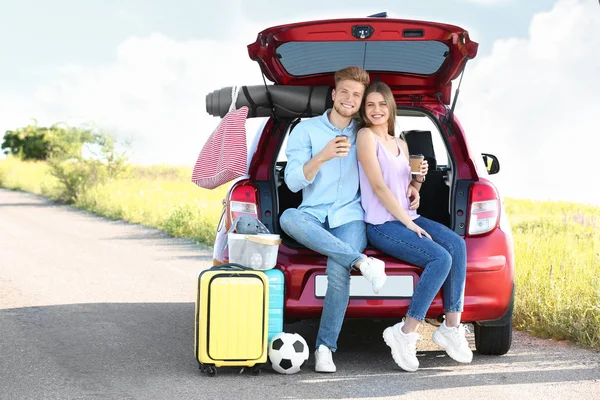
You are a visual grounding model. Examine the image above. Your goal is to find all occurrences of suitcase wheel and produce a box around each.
[199,364,217,377]
[251,365,261,376]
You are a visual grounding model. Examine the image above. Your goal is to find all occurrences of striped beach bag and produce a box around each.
[192,86,248,189]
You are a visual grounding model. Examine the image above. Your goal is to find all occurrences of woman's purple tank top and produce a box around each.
[359,137,419,225]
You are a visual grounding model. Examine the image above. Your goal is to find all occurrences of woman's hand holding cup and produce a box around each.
[409,154,429,177]
[418,159,428,176]
[409,154,425,175]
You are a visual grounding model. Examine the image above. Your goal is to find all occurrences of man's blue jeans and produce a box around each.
[279,208,367,352]
[366,216,467,321]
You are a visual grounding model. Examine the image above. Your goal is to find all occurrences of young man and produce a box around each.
[279,66,387,373]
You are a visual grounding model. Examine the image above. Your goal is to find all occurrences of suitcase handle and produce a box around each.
[244,235,282,246]
[210,263,253,271]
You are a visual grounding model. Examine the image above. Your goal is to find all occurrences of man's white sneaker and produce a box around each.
[382,320,421,372]
[314,345,336,373]
[432,321,473,363]
[358,257,387,294]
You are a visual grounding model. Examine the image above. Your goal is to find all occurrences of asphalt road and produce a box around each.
[1,188,599,400]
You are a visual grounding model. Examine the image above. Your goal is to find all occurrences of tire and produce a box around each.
[474,319,512,355]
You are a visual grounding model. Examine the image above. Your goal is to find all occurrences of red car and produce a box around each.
[209,15,514,356]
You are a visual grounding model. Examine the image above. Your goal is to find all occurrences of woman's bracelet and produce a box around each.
[412,176,426,183]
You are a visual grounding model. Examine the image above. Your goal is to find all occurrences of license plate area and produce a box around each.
[314,275,414,298]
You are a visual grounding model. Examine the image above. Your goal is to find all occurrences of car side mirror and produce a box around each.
[482,153,500,175]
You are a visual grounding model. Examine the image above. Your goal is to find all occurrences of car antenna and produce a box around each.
[368,12,387,18]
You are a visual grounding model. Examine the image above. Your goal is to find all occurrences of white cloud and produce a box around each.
[0,9,376,167]
[457,0,600,205]
[1,11,339,166]
[0,32,265,166]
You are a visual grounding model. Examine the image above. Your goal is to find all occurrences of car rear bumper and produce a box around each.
[215,229,515,323]
[280,245,513,323]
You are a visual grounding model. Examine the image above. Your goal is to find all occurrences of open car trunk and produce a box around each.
[238,16,479,246]
[271,108,453,248]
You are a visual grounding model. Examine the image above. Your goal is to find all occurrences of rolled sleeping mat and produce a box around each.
[205,85,333,118]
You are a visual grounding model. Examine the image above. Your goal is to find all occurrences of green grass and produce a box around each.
[505,198,600,349]
[1,157,599,350]
[78,174,226,245]
[0,156,60,195]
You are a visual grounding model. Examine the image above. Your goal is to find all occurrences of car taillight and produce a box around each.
[467,180,500,236]
[226,183,259,228]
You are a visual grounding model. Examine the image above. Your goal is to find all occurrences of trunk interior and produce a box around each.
[270,108,454,248]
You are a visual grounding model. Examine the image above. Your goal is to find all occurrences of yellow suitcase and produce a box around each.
[195,264,269,376]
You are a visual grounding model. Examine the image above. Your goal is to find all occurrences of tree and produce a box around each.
[1,123,52,160]
[0,122,92,161]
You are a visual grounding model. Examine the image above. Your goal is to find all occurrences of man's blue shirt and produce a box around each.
[284,110,364,228]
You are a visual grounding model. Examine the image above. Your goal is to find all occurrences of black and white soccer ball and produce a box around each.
[268,332,309,374]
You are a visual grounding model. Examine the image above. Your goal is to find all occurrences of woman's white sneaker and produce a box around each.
[382,320,421,372]
[432,321,473,363]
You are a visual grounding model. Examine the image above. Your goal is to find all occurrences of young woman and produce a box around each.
[357,82,472,372]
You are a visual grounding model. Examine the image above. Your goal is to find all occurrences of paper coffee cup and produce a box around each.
[336,134,350,158]
[336,134,350,145]
[409,154,425,175]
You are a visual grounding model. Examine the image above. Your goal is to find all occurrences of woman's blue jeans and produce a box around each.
[280,208,367,352]
[366,216,467,321]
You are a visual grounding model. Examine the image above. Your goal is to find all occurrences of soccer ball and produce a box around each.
[268,332,309,374]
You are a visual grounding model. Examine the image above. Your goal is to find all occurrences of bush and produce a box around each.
[43,126,130,204]
[46,158,101,203]
[160,203,218,244]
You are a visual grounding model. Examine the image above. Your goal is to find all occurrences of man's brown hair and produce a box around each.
[334,66,370,89]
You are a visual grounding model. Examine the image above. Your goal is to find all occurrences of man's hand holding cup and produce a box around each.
[334,134,351,158]
[319,135,351,162]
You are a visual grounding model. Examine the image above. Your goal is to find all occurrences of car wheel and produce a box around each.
[474,319,512,355]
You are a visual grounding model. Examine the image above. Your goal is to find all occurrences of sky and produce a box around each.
[0,0,599,205]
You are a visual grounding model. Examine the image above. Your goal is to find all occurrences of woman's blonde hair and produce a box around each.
[360,82,397,137]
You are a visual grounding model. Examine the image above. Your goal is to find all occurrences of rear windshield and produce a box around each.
[276,41,449,76]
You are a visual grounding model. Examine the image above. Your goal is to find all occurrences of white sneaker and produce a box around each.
[358,257,387,294]
[382,320,421,372]
[432,321,473,363]
[314,345,336,373]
